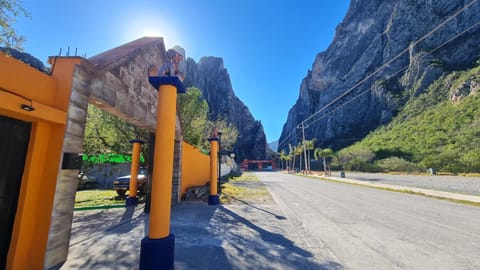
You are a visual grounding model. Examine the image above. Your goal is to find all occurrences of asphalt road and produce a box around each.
[256,172,480,270]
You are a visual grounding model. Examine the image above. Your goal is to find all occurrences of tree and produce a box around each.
[304,138,316,174]
[207,117,238,152]
[177,87,209,151]
[288,144,294,173]
[83,105,149,162]
[314,148,335,176]
[295,143,304,173]
[0,0,30,49]
[279,150,287,169]
[177,87,238,153]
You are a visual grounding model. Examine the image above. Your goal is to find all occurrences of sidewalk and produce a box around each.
[313,173,480,204]
[62,181,339,270]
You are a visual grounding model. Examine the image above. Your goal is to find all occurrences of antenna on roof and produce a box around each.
[59,48,62,56]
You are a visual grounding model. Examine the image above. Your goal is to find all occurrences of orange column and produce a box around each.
[208,137,219,205]
[149,84,176,237]
[140,76,185,270]
[126,139,144,206]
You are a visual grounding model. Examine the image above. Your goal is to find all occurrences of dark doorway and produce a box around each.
[0,115,31,269]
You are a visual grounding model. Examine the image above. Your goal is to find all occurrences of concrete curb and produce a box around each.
[307,174,480,204]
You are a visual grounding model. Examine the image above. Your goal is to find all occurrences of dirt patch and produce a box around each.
[221,173,274,204]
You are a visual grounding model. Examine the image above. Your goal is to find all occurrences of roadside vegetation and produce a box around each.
[337,64,480,174]
[279,64,480,175]
[74,190,125,210]
[221,173,272,204]
[177,87,238,153]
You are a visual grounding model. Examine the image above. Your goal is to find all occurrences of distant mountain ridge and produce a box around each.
[184,56,268,161]
[268,140,278,152]
[279,0,480,152]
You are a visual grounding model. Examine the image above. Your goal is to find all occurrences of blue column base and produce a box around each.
[208,194,220,205]
[140,234,175,270]
[125,197,139,206]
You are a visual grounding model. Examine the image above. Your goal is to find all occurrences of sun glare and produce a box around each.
[141,29,164,37]
[122,15,183,49]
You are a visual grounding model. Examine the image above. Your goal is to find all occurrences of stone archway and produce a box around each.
[44,37,184,269]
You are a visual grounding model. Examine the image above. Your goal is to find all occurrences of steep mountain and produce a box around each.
[184,56,268,161]
[279,0,480,152]
[343,63,480,173]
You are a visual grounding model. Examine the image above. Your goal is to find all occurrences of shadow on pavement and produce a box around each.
[64,201,345,269]
[217,206,339,269]
[227,195,287,220]
[63,206,146,270]
[173,201,343,269]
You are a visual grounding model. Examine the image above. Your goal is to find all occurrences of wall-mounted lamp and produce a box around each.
[1,87,35,112]
[20,102,35,112]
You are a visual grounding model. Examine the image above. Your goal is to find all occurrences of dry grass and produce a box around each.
[220,173,271,204]
[74,189,125,209]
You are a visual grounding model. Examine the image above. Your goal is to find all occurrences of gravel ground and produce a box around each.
[337,171,480,196]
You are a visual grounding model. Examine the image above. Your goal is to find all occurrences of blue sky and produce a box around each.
[16,0,350,143]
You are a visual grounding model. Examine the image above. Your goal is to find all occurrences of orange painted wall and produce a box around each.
[0,52,80,270]
[181,142,210,196]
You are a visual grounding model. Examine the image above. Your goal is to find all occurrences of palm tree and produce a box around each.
[279,150,286,170]
[314,148,335,176]
[294,143,303,173]
[304,138,316,174]
[286,154,292,173]
[288,144,294,173]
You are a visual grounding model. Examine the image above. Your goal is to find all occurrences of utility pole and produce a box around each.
[301,122,309,174]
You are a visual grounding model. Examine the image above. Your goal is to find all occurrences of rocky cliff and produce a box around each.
[184,56,268,161]
[279,0,480,151]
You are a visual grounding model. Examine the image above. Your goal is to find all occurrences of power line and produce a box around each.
[278,0,479,152]
[304,17,480,128]
[301,0,479,126]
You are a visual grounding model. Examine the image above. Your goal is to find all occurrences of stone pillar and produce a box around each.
[171,138,182,205]
[140,76,185,270]
[44,68,89,269]
[126,139,144,206]
[208,137,219,205]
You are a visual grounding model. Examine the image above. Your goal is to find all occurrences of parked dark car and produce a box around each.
[77,171,97,190]
[113,168,148,196]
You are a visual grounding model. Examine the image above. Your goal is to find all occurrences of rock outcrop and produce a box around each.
[279,0,480,151]
[184,57,268,161]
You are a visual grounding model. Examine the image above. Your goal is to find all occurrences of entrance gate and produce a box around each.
[0,116,31,269]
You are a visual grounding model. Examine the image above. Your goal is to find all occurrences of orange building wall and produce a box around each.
[0,52,80,270]
[181,142,210,196]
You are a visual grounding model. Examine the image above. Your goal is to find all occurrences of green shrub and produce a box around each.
[461,150,480,173]
[375,157,423,173]
[338,65,480,174]
[344,158,379,172]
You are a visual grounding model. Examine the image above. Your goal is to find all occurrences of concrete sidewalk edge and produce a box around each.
[302,173,480,204]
